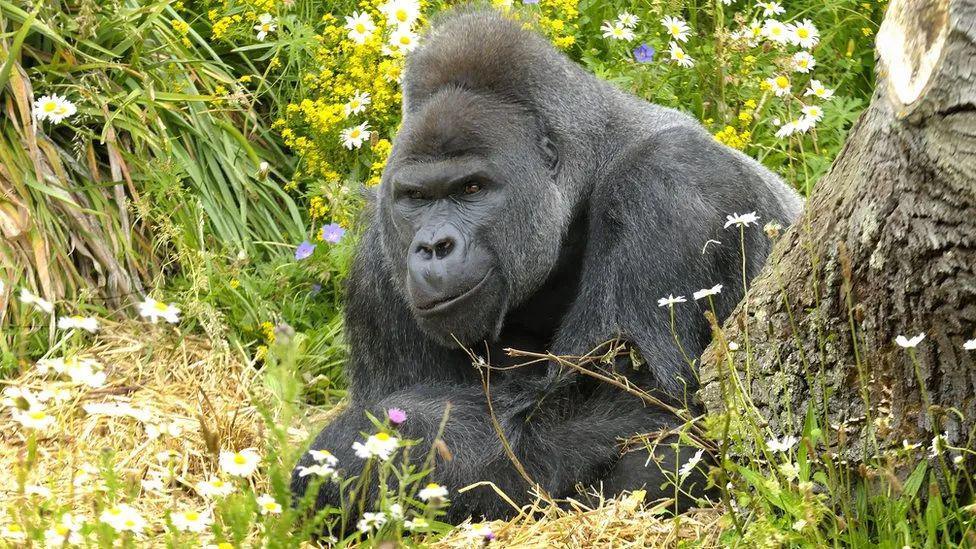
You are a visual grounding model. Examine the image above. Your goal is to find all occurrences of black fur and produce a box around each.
[291,8,802,527]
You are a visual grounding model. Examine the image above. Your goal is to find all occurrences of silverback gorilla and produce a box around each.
[292,8,802,525]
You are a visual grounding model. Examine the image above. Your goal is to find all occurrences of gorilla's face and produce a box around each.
[379,88,569,347]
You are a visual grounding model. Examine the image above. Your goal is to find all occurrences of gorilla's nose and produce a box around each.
[415,234,456,260]
[408,226,476,309]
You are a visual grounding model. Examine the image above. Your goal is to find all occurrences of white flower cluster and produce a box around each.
[338,0,421,150]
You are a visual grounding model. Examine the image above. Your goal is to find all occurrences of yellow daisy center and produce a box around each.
[29,410,46,420]
[399,35,411,45]
[154,301,169,311]
[375,432,390,441]
[350,129,361,138]
[185,512,199,521]
[396,9,408,22]
[775,76,789,88]
[798,28,809,38]
[425,482,439,489]
[355,23,365,33]
[798,59,808,67]
[124,519,135,528]
[234,454,247,465]
[55,525,69,535]
[670,25,679,35]
[772,27,782,35]
[44,102,57,112]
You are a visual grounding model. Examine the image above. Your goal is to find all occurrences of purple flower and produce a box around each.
[320,223,346,244]
[633,43,655,63]
[387,407,407,425]
[522,0,539,4]
[310,283,322,296]
[295,240,315,260]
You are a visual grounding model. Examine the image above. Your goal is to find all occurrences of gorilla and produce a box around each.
[292,8,802,525]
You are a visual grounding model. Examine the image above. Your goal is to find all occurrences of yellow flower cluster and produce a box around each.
[309,196,327,220]
[714,125,752,150]
[260,321,276,344]
[536,0,579,49]
[275,0,414,195]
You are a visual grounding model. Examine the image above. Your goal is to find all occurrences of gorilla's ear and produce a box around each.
[538,132,560,174]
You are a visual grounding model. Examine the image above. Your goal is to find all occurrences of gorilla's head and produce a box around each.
[378,87,570,347]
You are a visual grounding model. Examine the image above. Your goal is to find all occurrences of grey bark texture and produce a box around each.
[697,0,976,459]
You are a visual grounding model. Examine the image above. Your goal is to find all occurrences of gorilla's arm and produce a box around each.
[551,127,799,399]
[291,381,682,524]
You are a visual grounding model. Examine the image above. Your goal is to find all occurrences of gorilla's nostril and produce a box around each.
[434,239,454,259]
[415,244,434,259]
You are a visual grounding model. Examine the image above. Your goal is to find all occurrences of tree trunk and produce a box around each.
[698,0,976,461]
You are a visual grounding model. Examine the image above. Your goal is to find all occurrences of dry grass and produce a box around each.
[0,324,724,546]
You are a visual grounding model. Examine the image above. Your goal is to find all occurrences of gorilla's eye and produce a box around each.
[407,190,427,200]
[463,183,482,195]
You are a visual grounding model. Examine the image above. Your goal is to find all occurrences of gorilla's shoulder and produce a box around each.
[596,121,803,227]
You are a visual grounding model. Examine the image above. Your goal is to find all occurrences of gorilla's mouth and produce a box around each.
[415,270,493,314]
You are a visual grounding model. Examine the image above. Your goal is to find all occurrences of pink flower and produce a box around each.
[387,408,407,425]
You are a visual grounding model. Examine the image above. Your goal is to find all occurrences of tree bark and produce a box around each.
[698,0,976,460]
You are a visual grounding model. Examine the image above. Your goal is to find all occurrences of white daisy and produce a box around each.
[138,297,181,324]
[33,94,77,124]
[789,19,820,48]
[256,494,282,515]
[657,294,687,307]
[661,16,691,43]
[0,524,26,542]
[404,517,430,530]
[601,20,635,41]
[757,1,785,16]
[805,80,835,100]
[99,504,146,534]
[379,0,420,27]
[57,315,99,333]
[617,12,639,28]
[766,75,791,96]
[678,449,704,480]
[389,25,420,53]
[762,19,790,44]
[725,212,760,228]
[43,514,84,546]
[766,435,800,452]
[693,284,723,300]
[801,104,824,122]
[340,122,371,149]
[309,449,339,467]
[792,51,816,73]
[196,477,235,498]
[344,90,371,117]
[295,463,336,477]
[14,406,56,430]
[895,333,925,348]
[19,288,54,314]
[344,11,376,45]
[254,13,276,41]
[357,511,387,533]
[170,510,212,533]
[352,431,399,460]
[668,42,695,67]
[219,448,261,477]
[417,482,449,501]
